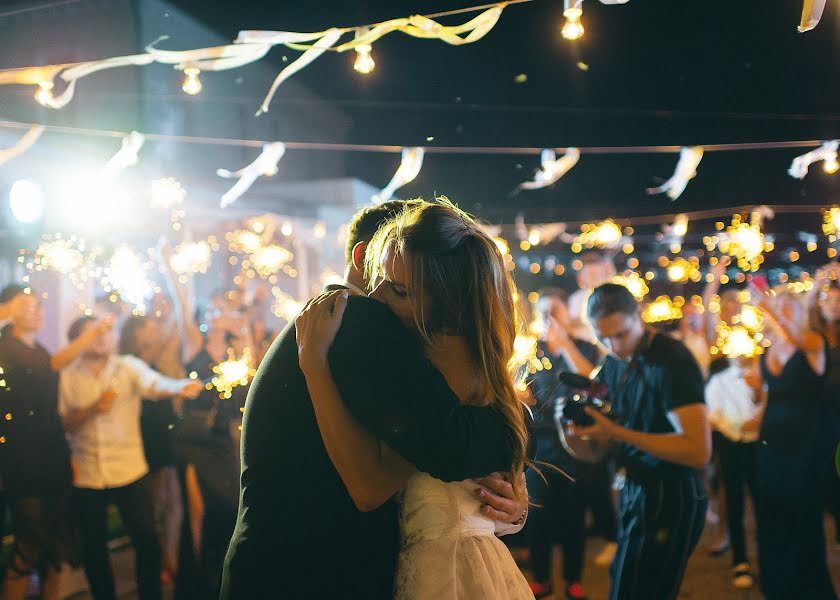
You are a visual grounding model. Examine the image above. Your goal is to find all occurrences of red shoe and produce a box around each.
[529,580,553,599]
[566,581,588,600]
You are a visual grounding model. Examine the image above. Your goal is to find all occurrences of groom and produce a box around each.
[221,201,527,599]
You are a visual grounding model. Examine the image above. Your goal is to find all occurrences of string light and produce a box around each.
[561,0,585,40]
[34,80,54,106]
[353,33,375,75]
[824,154,840,174]
[181,67,202,95]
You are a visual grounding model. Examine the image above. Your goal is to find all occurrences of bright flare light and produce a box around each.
[9,180,45,223]
[250,245,294,278]
[578,219,623,249]
[735,304,763,332]
[512,334,543,377]
[643,296,683,324]
[717,323,766,358]
[271,287,304,321]
[170,241,213,275]
[612,272,649,301]
[181,67,202,95]
[823,206,840,242]
[150,178,186,209]
[717,214,766,271]
[211,349,255,399]
[34,237,86,274]
[103,246,153,309]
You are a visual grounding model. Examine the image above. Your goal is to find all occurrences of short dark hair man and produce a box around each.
[558,283,711,600]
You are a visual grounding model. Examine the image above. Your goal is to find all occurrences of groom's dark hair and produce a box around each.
[344,200,421,264]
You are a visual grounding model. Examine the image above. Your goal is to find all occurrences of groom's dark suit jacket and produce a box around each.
[219,296,516,599]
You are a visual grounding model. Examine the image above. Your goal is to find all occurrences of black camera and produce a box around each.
[558,372,617,427]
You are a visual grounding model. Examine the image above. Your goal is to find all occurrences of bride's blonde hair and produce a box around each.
[365,198,529,499]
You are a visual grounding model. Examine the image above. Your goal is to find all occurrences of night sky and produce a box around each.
[169,1,840,231]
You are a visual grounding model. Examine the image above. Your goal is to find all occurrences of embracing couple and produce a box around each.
[220,199,535,599]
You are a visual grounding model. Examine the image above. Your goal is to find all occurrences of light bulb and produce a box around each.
[562,6,584,40]
[824,154,839,174]
[34,80,54,106]
[353,44,375,74]
[182,68,202,95]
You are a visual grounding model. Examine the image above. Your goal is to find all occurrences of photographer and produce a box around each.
[558,283,710,600]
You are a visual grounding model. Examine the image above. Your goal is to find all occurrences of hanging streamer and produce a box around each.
[518,147,580,191]
[646,146,704,201]
[145,36,272,71]
[798,0,826,32]
[788,140,838,179]
[100,131,145,180]
[217,142,286,208]
[0,125,44,166]
[239,5,505,114]
[373,147,425,203]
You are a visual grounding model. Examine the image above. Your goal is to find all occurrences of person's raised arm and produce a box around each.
[328,295,515,482]
[51,316,114,371]
[159,241,204,365]
[759,296,824,354]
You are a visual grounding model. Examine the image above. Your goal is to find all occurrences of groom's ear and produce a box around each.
[351,241,368,272]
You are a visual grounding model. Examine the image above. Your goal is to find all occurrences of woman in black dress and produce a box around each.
[756,289,837,599]
[0,285,112,600]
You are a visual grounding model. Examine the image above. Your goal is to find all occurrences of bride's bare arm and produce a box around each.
[301,360,415,511]
[296,290,414,511]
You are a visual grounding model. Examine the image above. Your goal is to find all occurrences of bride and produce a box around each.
[295,199,533,599]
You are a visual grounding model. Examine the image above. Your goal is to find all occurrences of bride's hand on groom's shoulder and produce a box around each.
[295,290,349,373]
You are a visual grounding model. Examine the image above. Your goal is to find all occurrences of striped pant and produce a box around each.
[609,474,707,600]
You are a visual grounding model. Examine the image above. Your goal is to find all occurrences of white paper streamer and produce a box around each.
[646,146,704,201]
[373,147,424,203]
[0,125,44,166]
[100,131,144,180]
[518,148,580,191]
[217,142,286,208]
[145,37,271,71]
[255,29,343,116]
[788,140,838,179]
[798,0,826,32]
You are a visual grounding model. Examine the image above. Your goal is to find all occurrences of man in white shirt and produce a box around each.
[59,316,202,600]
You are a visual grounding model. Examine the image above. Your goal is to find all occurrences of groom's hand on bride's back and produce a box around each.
[471,472,528,526]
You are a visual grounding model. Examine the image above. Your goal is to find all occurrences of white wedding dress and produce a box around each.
[393,472,534,599]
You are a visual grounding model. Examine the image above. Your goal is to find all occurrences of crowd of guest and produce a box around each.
[501,255,839,600]
[0,243,275,600]
[0,233,838,600]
